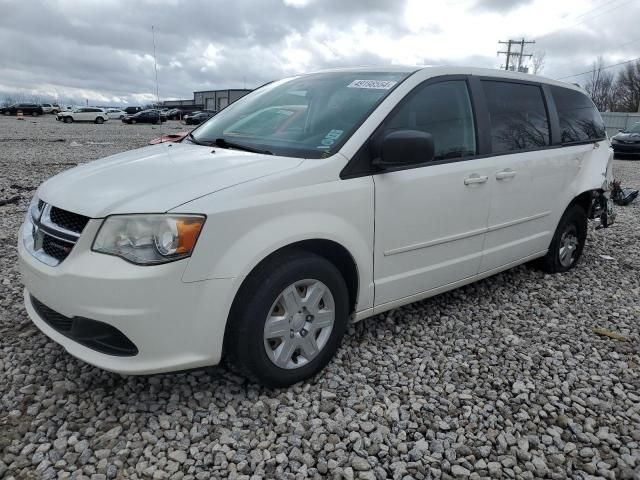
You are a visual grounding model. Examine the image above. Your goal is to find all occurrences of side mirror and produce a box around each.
[374,130,435,168]
[618,128,624,132]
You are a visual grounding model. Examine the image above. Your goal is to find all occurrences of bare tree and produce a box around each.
[530,50,546,75]
[585,56,615,111]
[614,59,640,112]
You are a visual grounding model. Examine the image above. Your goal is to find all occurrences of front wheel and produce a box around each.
[63,117,73,123]
[131,119,136,124]
[225,251,349,387]
[538,204,587,273]
[95,117,104,124]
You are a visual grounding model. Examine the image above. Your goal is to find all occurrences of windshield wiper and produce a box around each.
[214,138,273,155]
[186,132,209,146]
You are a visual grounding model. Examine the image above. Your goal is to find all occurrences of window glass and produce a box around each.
[192,71,412,159]
[482,81,549,153]
[383,80,476,161]
[550,86,606,143]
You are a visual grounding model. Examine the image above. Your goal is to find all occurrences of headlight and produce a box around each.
[92,214,205,265]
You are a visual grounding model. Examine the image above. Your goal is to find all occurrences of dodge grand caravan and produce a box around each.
[19,67,615,386]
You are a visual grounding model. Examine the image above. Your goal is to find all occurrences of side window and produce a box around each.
[383,80,476,161]
[550,86,606,143]
[482,81,549,153]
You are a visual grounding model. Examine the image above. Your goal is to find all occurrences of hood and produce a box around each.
[37,142,303,217]
[613,131,640,142]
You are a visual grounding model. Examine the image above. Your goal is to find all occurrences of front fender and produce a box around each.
[176,167,375,312]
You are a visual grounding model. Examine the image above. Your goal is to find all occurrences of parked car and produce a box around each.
[124,106,143,115]
[121,110,166,124]
[184,111,216,125]
[40,103,60,114]
[106,108,126,120]
[610,122,640,157]
[56,107,109,124]
[1,103,44,116]
[165,108,183,120]
[18,67,615,387]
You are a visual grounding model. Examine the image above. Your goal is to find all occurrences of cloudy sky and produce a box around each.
[0,0,638,106]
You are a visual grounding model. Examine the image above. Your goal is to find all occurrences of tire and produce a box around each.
[537,204,587,273]
[131,119,136,124]
[225,250,350,387]
[32,111,39,116]
[63,116,73,123]
[4,111,9,116]
[52,110,58,115]
[95,117,104,124]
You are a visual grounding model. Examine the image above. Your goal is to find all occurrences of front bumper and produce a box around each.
[612,142,640,154]
[18,220,237,374]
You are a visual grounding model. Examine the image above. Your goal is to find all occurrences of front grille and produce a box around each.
[25,202,89,266]
[30,295,138,357]
[50,207,90,234]
[42,235,74,261]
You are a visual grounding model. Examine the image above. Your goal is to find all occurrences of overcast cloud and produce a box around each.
[0,0,638,106]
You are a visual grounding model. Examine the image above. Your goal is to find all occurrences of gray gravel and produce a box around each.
[1,115,639,479]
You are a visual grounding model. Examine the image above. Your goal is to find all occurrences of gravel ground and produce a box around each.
[0,114,639,480]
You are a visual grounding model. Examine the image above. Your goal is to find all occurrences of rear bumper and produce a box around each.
[18,221,237,374]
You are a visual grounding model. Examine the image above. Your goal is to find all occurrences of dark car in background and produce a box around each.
[184,110,216,125]
[121,110,166,124]
[1,103,44,116]
[611,122,640,158]
[165,108,183,120]
[124,106,143,115]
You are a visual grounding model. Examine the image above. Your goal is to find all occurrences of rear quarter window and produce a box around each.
[482,80,550,154]
[550,86,606,143]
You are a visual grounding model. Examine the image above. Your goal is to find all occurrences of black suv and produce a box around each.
[1,103,44,116]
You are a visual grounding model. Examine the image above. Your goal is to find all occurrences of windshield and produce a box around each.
[626,122,640,133]
[190,71,411,158]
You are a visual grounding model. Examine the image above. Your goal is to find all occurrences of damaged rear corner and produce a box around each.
[589,159,616,230]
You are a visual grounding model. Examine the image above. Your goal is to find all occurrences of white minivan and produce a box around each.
[19,67,614,386]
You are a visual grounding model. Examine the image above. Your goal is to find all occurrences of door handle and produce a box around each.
[496,169,516,180]
[464,174,489,185]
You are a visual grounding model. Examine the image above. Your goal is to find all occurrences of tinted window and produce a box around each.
[550,86,606,143]
[384,80,476,161]
[482,81,549,153]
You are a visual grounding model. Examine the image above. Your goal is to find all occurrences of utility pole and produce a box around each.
[498,38,535,72]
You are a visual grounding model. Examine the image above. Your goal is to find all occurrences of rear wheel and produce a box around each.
[225,251,349,387]
[32,111,39,116]
[538,204,587,273]
[131,119,136,124]
[63,116,73,123]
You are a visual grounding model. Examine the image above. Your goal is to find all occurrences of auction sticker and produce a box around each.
[347,79,397,89]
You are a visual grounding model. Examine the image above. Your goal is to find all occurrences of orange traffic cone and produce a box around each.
[16,110,24,121]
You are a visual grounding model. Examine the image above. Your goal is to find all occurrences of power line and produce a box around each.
[555,56,640,80]
[498,38,535,71]
[536,0,635,43]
